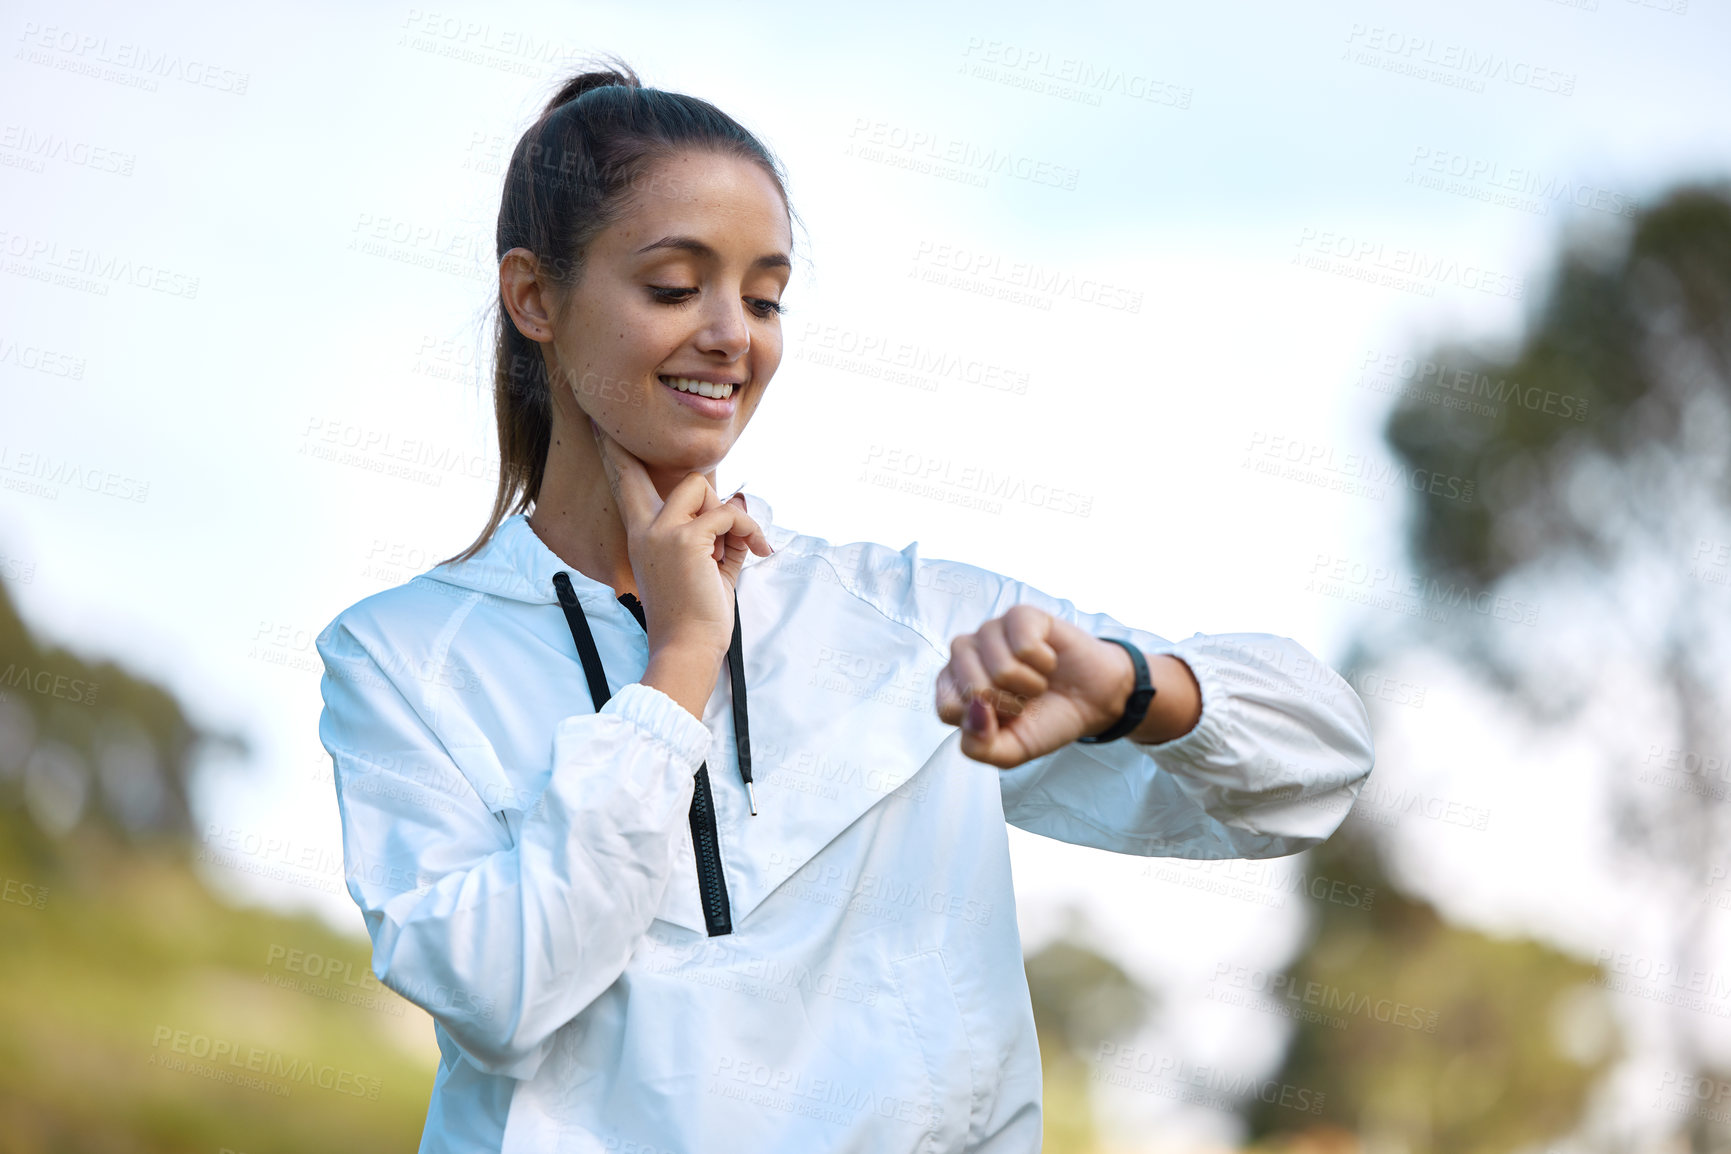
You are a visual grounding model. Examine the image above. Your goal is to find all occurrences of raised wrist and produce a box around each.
[1130,655,1203,745]
[1079,638,1154,744]
[1089,640,1137,735]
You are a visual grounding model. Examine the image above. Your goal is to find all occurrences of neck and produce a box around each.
[526,421,715,599]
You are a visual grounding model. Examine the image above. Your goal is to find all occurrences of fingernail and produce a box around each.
[965,697,990,733]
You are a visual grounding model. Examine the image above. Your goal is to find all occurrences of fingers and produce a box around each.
[659,470,722,521]
[936,611,1063,768]
[935,632,1028,727]
[975,616,1051,699]
[642,472,722,566]
[683,499,769,591]
[588,426,773,566]
[938,615,1049,720]
[591,421,664,532]
[686,502,768,555]
[942,609,1133,769]
[1002,605,1059,677]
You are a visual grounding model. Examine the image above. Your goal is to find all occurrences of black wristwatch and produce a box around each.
[1077,637,1157,744]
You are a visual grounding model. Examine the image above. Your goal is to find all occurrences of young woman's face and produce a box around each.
[547,150,792,481]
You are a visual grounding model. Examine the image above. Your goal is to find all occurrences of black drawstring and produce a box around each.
[552,574,612,712]
[550,572,753,937]
[727,604,755,815]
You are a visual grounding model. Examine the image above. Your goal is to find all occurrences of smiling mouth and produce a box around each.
[660,375,738,399]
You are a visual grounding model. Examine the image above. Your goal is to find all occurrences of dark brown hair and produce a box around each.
[443,57,794,565]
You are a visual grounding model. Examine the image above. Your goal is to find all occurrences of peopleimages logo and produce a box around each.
[860,443,1094,518]
[148,1026,381,1099]
[1293,228,1524,299]
[845,118,1081,191]
[1306,552,1538,628]
[1406,147,1639,219]
[0,334,86,378]
[1244,432,1476,504]
[1210,963,1442,1033]
[1094,1044,1325,1114]
[15,21,251,95]
[0,445,149,504]
[957,37,1193,110]
[0,663,99,705]
[1357,347,1590,422]
[909,239,1143,313]
[1342,24,1576,96]
[0,227,200,298]
[0,124,136,176]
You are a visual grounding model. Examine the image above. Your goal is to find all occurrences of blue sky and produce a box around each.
[5,0,1728,1145]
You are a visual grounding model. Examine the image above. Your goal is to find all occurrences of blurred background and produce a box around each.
[3,0,1730,1150]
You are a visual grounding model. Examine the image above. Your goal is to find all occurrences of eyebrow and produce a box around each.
[633,235,791,271]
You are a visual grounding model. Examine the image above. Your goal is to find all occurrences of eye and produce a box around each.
[650,285,785,319]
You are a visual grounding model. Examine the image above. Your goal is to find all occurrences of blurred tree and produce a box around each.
[1024,908,1157,1154]
[1242,826,1618,1152]
[1261,183,1731,1151]
[0,574,434,1152]
[0,576,245,849]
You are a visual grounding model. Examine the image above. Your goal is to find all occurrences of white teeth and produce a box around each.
[662,376,735,399]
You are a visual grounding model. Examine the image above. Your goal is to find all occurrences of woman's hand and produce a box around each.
[591,421,772,665]
[936,606,1188,768]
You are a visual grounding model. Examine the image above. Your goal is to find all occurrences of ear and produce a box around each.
[499,247,556,342]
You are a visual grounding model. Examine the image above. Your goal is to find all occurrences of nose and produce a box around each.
[695,293,751,361]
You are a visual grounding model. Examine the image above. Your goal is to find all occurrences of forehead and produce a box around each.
[602,150,791,257]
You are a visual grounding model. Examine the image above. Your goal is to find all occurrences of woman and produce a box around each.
[316,62,1376,1154]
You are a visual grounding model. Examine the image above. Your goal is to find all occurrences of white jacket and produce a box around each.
[315,496,1375,1153]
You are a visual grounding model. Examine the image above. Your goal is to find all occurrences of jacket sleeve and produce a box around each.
[315,617,709,1081]
[895,552,1376,860]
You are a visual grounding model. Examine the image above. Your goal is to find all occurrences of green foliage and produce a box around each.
[0,577,245,842]
[1025,931,1157,1059]
[0,574,432,1151]
[0,809,435,1154]
[1244,831,1618,1152]
[1023,913,1157,1154]
[1297,181,1731,1153]
[1383,183,1731,592]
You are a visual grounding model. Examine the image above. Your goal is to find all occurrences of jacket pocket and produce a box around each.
[890,949,978,1153]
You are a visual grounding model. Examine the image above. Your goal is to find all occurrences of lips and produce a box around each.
[658,375,740,418]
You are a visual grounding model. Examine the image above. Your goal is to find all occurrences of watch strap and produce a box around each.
[1077,637,1156,744]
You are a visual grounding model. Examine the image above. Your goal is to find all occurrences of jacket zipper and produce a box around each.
[619,594,733,937]
[688,766,732,935]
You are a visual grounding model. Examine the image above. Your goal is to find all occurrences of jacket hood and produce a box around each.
[422,492,797,607]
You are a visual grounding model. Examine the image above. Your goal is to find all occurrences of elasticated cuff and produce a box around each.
[1133,643,1231,759]
[599,681,714,769]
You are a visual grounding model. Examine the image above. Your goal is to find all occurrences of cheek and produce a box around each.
[756,333,784,375]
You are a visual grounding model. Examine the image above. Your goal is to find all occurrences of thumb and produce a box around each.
[592,419,662,530]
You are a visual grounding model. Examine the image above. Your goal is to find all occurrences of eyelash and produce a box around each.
[649,285,785,318]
